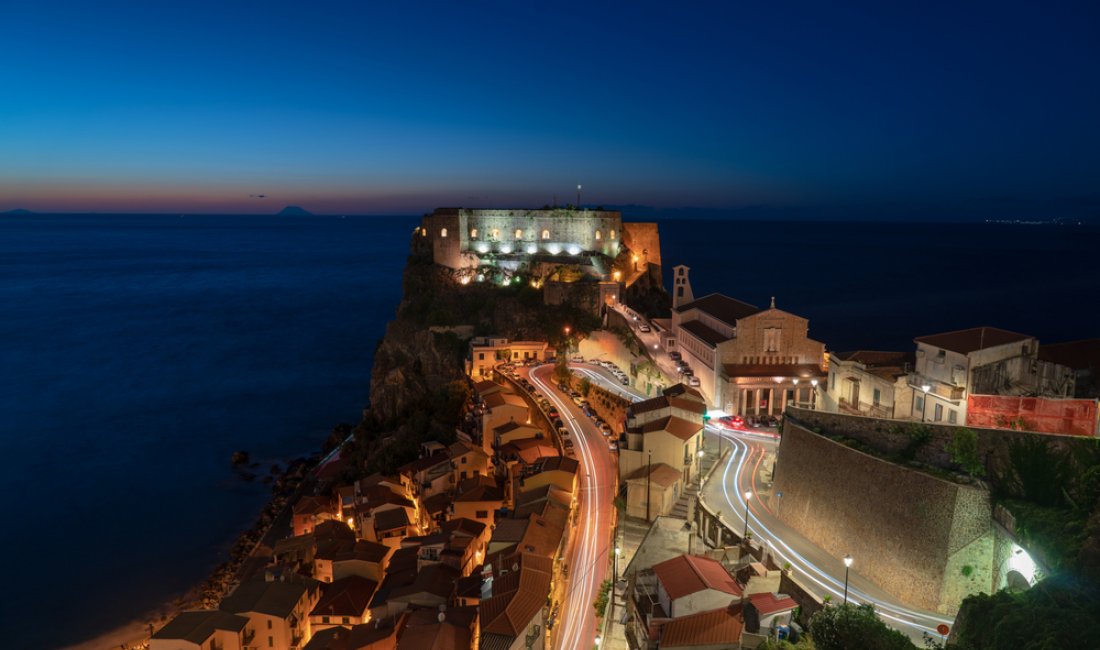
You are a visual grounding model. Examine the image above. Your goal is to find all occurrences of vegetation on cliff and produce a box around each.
[338,234,604,483]
[757,603,919,650]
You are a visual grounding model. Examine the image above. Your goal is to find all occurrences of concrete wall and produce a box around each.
[785,406,1087,479]
[772,420,993,613]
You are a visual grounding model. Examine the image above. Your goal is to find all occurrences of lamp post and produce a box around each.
[742,490,753,541]
[614,546,621,581]
[697,448,705,483]
[921,384,931,422]
[594,634,602,647]
[843,554,853,604]
[810,379,819,410]
[577,184,582,208]
[792,378,799,408]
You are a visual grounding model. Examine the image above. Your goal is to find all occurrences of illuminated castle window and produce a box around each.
[470,228,478,239]
[595,230,602,240]
[515,229,523,239]
[441,228,448,238]
[610,229,616,240]
[542,229,550,240]
[491,229,500,240]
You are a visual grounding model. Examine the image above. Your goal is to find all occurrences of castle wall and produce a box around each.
[420,209,623,269]
[772,421,994,612]
[621,221,662,267]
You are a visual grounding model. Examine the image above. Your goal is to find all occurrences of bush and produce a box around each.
[809,604,916,650]
[947,427,984,478]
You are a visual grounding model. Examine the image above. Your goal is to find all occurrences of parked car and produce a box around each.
[688,376,701,387]
[619,375,630,386]
[558,427,570,438]
[639,324,651,333]
[599,423,613,436]
[608,439,619,451]
[548,407,559,419]
[669,351,682,361]
[681,369,694,377]
[571,355,584,363]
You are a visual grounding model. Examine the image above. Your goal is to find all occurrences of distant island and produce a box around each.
[2,208,35,215]
[276,205,312,216]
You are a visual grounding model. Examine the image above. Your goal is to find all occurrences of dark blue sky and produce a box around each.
[2,0,1098,216]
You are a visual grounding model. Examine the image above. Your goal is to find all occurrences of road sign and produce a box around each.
[936,624,950,636]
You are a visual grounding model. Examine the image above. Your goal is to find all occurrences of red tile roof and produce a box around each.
[659,604,744,647]
[639,415,703,441]
[914,327,1033,355]
[479,553,553,637]
[625,463,682,488]
[455,475,503,502]
[748,592,798,616]
[310,575,377,618]
[652,554,742,600]
[680,320,728,347]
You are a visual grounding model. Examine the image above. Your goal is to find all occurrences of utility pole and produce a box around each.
[645,449,652,521]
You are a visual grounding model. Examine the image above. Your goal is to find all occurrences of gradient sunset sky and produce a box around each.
[2,1,1098,216]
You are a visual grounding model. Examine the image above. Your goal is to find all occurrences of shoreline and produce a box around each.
[61,455,322,650]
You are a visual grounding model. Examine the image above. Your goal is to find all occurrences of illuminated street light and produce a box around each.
[614,546,621,581]
[594,634,602,647]
[742,490,753,540]
[843,554,853,604]
[921,384,931,422]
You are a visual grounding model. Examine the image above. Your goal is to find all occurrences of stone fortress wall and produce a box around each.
[420,208,624,270]
[772,419,995,613]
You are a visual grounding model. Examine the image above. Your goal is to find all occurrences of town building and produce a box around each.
[667,267,827,413]
[467,337,550,379]
[219,575,322,650]
[619,385,706,521]
[479,552,555,650]
[819,350,915,418]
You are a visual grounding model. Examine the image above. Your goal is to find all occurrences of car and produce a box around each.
[639,324,651,333]
[688,376,701,387]
[571,355,584,363]
[599,423,613,436]
[558,427,570,438]
[669,351,682,361]
[608,439,618,451]
[619,376,630,385]
[681,369,694,377]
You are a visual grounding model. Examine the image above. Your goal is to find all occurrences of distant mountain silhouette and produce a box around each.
[2,208,35,215]
[276,205,312,216]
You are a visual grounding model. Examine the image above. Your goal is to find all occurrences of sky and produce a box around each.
[1,0,1099,216]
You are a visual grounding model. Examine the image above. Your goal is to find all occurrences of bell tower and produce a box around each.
[672,265,694,309]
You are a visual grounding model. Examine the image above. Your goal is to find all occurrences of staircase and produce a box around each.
[670,482,699,520]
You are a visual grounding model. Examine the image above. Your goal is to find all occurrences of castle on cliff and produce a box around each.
[417,207,662,312]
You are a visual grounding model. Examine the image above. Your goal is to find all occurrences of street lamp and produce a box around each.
[843,554,853,604]
[810,379,819,410]
[577,184,582,208]
[594,634,601,647]
[742,490,753,540]
[921,384,931,422]
[614,546,621,581]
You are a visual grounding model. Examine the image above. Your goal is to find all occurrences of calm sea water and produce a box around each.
[0,214,1095,648]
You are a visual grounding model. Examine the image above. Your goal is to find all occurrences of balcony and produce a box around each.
[908,374,966,402]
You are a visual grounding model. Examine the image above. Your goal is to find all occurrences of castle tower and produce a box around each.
[672,265,694,308]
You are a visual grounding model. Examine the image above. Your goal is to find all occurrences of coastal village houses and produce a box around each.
[667,266,828,415]
[821,326,1094,434]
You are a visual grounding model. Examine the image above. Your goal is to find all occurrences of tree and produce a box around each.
[948,427,984,478]
[552,357,572,387]
[809,604,916,650]
[579,377,592,397]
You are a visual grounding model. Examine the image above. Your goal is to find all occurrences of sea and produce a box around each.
[0,213,1096,648]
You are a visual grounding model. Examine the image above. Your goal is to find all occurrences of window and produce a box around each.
[915,396,924,412]
[476,510,488,519]
[595,230,602,240]
[610,229,616,239]
[764,328,781,352]
[268,637,274,648]
[542,229,550,240]
[323,616,330,624]
[515,229,523,239]
[478,352,484,360]
[948,409,958,424]
[934,403,944,421]
[470,228,478,238]
[440,228,447,238]
[267,621,272,630]
[872,388,881,405]
[343,617,350,625]
[830,372,836,390]
[491,228,500,239]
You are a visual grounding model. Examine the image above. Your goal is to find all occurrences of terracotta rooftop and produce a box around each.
[474,380,504,396]
[372,507,411,532]
[915,326,1033,355]
[639,415,703,441]
[455,475,503,502]
[480,553,554,638]
[483,391,528,410]
[397,606,476,650]
[679,320,728,348]
[310,575,377,618]
[442,517,488,539]
[390,562,460,602]
[301,614,406,650]
[748,591,798,616]
[675,293,760,325]
[531,455,579,475]
[630,387,707,417]
[493,421,541,437]
[398,451,451,475]
[293,495,336,516]
[152,610,249,643]
[334,539,391,565]
[830,351,914,380]
[220,578,316,618]
[721,363,826,379]
[500,438,559,464]
[659,604,744,647]
[625,462,682,488]
[652,554,742,600]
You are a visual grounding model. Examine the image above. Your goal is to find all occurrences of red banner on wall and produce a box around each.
[967,395,1099,437]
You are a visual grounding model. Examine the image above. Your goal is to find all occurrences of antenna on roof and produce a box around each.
[770,296,776,309]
